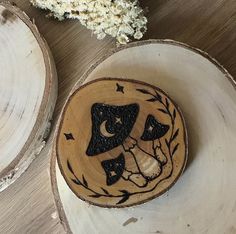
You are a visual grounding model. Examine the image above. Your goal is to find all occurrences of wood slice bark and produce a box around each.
[56,78,188,208]
[51,40,236,233]
[0,2,57,191]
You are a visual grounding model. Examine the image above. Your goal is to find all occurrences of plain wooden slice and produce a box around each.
[56,78,187,207]
[0,2,57,191]
[51,40,236,233]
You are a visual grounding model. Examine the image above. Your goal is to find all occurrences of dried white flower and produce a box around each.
[30,0,147,44]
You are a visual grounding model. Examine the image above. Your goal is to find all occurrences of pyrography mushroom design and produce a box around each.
[59,79,187,206]
[86,103,140,186]
[86,103,139,156]
[86,103,170,188]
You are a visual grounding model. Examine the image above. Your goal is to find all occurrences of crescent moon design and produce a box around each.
[100,120,115,137]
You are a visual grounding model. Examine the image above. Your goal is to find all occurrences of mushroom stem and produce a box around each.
[122,143,147,179]
[129,136,156,160]
[122,137,162,181]
[152,139,168,165]
[122,172,148,188]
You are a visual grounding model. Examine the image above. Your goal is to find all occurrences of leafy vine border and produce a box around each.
[67,88,180,205]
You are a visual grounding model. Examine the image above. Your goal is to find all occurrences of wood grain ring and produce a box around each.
[0,2,57,191]
[56,78,188,208]
[50,39,236,234]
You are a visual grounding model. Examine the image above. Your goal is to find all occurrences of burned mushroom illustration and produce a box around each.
[86,102,171,188]
[86,103,139,156]
[140,114,169,166]
[60,79,186,207]
[101,153,125,186]
[85,102,170,188]
[141,115,169,141]
[86,103,139,186]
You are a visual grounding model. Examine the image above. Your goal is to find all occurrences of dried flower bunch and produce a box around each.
[31,0,147,44]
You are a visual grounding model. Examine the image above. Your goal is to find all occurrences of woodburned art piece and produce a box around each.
[56,78,188,207]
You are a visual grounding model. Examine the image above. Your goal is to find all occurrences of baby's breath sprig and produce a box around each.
[30,0,147,44]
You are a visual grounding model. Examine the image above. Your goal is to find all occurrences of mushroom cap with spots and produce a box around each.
[86,103,139,156]
[141,115,169,141]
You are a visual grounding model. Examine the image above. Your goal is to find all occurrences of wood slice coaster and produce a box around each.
[0,2,57,191]
[56,78,188,208]
[51,40,236,234]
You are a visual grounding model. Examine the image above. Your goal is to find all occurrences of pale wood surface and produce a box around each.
[0,0,235,233]
[54,40,236,234]
[0,2,57,192]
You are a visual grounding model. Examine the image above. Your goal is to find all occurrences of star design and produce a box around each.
[64,133,75,140]
[110,171,117,177]
[115,117,122,124]
[148,125,154,132]
[116,83,124,93]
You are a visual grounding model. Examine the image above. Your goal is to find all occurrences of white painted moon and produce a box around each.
[100,120,115,138]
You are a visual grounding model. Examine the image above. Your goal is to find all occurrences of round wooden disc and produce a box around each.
[51,40,236,234]
[57,78,187,207]
[0,2,57,191]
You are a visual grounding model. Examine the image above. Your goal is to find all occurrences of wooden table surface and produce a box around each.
[0,0,235,233]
